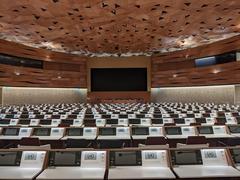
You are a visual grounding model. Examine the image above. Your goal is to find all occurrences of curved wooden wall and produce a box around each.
[152,35,240,87]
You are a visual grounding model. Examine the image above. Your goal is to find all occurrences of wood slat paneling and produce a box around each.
[0,64,87,88]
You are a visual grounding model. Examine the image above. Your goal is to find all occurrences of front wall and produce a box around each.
[151,85,235,104]
[2,87,87,105]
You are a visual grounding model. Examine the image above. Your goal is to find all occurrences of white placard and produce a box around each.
[142,150,168,167]
[181,126,196,136]
[141,118,151,126]
[30,119,40,126]
[10,119,19,125]
[96,119,106,127]
[116,127,130,137]
[73,119,83,126]
[20,151,46,168]
[118,119,128,126]
[19,128,32,137]
[149,127,163,136]
[81,151,106,168]
[213,126,227,135]
[201,149,228,166]
[50,128,64,136]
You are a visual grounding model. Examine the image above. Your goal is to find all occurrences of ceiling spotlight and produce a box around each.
[173,74,177,78]
[14,72,20,76]
[213,69,221,74]
[57,76,62,79]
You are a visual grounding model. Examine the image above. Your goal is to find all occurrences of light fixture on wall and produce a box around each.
[14,71,21,76]
[213,69,221,74]
[173,74,177,78]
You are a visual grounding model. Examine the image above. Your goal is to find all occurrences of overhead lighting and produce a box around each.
[14,71,20,76]
[213,69,221,74]
[173,74,177,78]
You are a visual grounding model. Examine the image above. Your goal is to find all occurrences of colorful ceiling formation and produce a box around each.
[0,0,239,57]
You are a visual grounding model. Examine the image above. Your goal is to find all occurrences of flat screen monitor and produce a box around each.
[5,114,14,118]
[91,68,147,91]
[110,151,142,166]
[151,118,163,124]
[136,114,145,118]
[18,119,30,125]
[165,127,182,135]
[0,119,10,125]
[33,128,51,136]
[153,114,162,118]
[216,117,227,124]
[61,119,73,125]
[99,128,116,136]
[195,118,207,124]
[129,119,141,124]
[106,119,118,125]
[49,151,81,166]
[230,149,240,164]
[132,127,149,135]
[174,118,185,124]
[171,150,203,165]
[3,128,19,136]
[67,128,83,136]
[119,114,128,118]
[228,126,240,133]
[20,115,29,119]
[0,152,22,166]
[198,126,213,134]
[40,120,52,125]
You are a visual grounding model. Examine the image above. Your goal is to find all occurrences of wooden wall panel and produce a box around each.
[0,63,87,88]
[152,35,240,87]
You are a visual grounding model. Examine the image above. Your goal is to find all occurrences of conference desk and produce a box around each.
[108,166,175,179]
[36,167,106,180]
[0,167,43,180]
[166,135,195,139]
[0,135,29,140]
[173,165,240,178]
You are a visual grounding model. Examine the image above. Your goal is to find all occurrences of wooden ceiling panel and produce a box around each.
[0,0,239,57]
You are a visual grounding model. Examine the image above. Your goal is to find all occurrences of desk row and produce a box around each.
[1,147,240,179]
[1,125,240,140]
[1,117,240,127]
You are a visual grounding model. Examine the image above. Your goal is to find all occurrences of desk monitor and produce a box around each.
[40,119,52,125]
[216,117,227,124]
[132,127,149,135]
[230,149,240,165]
[195,118,207,124]
[19,114,28,118]
[18,119,31,125]
[129,119,141,124]
[33,128,51,136]
[85,114,94,119]
[136,114,145,118]
[119,114,128,118]
[102,114,111,119]
[229,126,240,133]
[174,118,185,124]
[99,128,116,136]
[0,151,22,166]
[198,126,213,134]
[110,151,142,166]
[35,114,44,119]
[171,150,203,165]
[2,128,19,136]
[0,119,10,125]
[66,128,83,136]
[61,119,73,125]
[165,127,182,135]
[49,151,81,166]
[5,114,14,119]
[187,114,195,118]
[51,115,60,119]
[106,119,118,125]
[151,118,163,124]
[153,114,162,118]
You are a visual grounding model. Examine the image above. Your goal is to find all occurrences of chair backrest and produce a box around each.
[164,123,176,126]
[190,122,201,126]
[186,136,207,145]
[19,137,40,146]
[146,136,167,145]
[66,138,92,148]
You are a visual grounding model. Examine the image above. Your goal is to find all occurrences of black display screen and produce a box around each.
[0,152,22,166]
[230,149,240,164]
[165,127,182,135]
[91,68,147,91]
[67,128,83,136]
[198,126,213,134]
[110,151,142,166]
[132,127,149,135]
[3,128,19,136]
[99,128,116,136]
[229,126,240,133]
[49,151,81,166]
[171,150,203,165]
[33,128,51,136]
